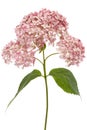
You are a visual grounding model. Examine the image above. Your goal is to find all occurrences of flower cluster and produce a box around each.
[2,8,85,67]
[57,32,85,66]
[2,41,35,67]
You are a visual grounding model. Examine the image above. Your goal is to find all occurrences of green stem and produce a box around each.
[43,50,48,130]
[35,57,43,65]
[45,52,59,61]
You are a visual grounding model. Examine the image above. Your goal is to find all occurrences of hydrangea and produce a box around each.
[2,8,85,68]
[2,9,85,130]
[57,32,85,66]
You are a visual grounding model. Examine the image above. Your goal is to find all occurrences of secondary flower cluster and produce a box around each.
[2,9,85,67]
[57,32,85,66]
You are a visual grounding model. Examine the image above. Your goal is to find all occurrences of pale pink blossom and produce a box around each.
[15,8,68,47]
[2,41,35,68]
[2,9,85,68]
[57,33,85,66]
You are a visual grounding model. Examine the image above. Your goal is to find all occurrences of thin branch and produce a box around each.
[45,53,59,60]
[35,57,43,65]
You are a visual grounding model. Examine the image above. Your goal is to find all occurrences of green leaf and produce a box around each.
[49,68,80,95]
[7,69,42,109]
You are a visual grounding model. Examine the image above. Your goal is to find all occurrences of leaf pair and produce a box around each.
[7,68,79,108]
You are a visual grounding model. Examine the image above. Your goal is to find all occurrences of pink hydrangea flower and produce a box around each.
[2,41,35,68]
[15,8,68,47]
[2,8,85,68]
[57,32,85,66]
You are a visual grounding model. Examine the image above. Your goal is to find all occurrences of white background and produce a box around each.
[0,0,87,130]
